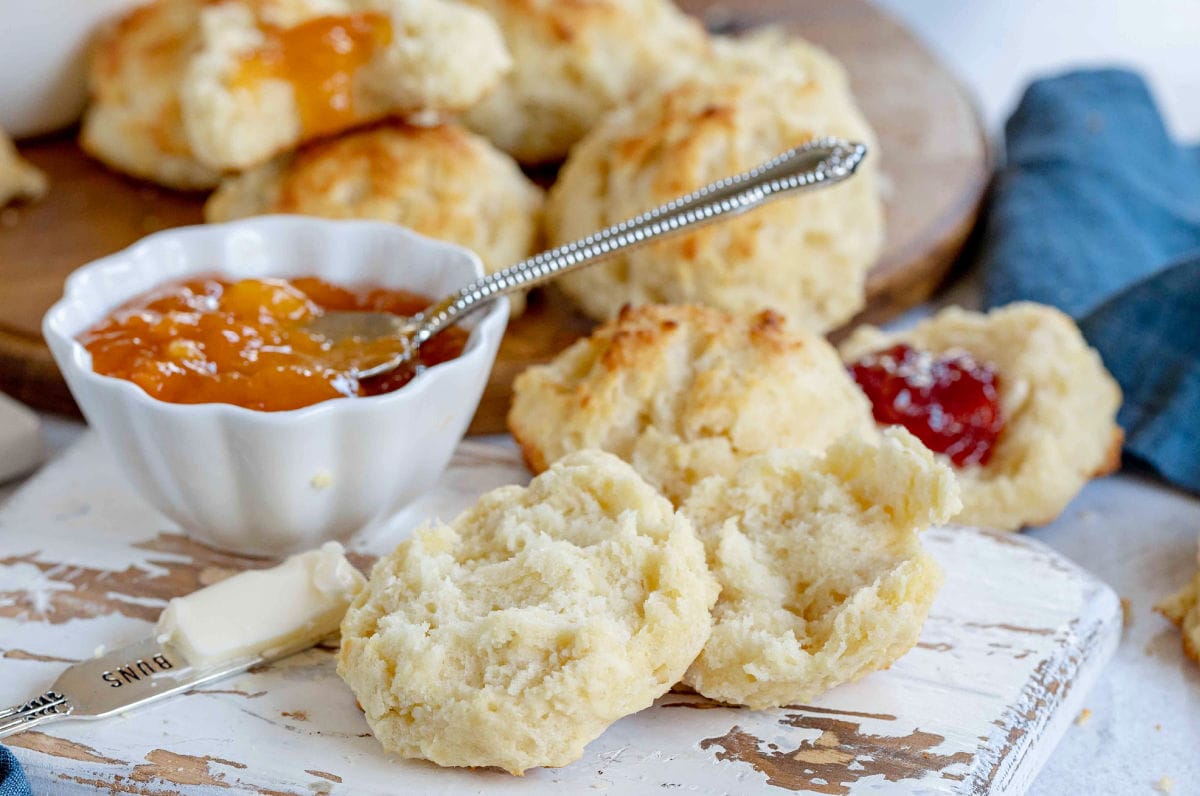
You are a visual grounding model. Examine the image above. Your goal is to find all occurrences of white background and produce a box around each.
[874,0,1200,140]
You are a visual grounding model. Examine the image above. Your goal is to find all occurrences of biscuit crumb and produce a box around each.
[1,126,48,206]
[1120,597,1133,627]
[1074,708,1092,726]
[310,472,333,489]
[1154,775,1173,793]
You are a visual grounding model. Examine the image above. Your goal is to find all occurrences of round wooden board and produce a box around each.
[0,0,989,434]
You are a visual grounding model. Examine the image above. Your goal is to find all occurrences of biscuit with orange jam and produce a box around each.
[182,0,511,170]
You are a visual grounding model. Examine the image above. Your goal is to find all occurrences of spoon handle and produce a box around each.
[411,137,868,347]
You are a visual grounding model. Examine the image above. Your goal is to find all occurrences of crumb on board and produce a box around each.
[1156,723,1162,732]
[1121,597,1133,627]
[1155,775,1173,793]
[1075,708,1092,726]
[311,472,333,489]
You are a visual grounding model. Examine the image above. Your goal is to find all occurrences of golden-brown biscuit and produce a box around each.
[183,0,511,171]
[337,450,717,774]
[682,429,958,709]
[544,31,884,332]
[81,0,511,187]
[1156,542,1200,666]
[460,0,707,164]
[205,122,543,314]
[839,302,1123,531]
[508,304,878,504]
[80,0,221,190]
[0,127,46,205]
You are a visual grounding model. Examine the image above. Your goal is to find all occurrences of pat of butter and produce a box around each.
[155,542,366,668]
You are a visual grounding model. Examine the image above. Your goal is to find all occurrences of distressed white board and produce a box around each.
[0,433,1120,795]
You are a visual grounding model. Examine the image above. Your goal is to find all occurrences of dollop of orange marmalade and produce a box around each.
[233,13,393,138]
[79,277,468,412]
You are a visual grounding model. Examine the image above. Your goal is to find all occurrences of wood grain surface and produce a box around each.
[2,435,1119,794]
[0,0,989,433]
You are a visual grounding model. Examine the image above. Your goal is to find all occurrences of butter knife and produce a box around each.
[0,635,322,739]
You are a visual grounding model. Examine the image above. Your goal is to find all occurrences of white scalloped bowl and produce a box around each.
[43,216,508,556]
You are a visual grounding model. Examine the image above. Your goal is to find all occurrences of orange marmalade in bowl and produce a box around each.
[77,276,468,411]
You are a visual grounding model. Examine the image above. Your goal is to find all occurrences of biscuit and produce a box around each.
[205,121,543,314]
[681,429,959,709]
[839,302,1123,531]
[80,0,222,190]
[1156,542,1200,666]
[337,449,717,774]
[544,31,884,332]
[0,127,46,205]
[181,0,511,171]
[508,304,878,505]
[82,0,510,187]
[460,0,707,164]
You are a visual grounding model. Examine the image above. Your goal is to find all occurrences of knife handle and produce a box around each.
[0,690,72,739]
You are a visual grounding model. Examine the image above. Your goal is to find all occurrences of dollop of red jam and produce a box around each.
[849,343,1005,467]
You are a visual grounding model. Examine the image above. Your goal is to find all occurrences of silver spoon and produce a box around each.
[304,137,868,379]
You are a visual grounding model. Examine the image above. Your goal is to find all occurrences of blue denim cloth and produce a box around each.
[0,745,31,796]
[982,69,1200,494]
